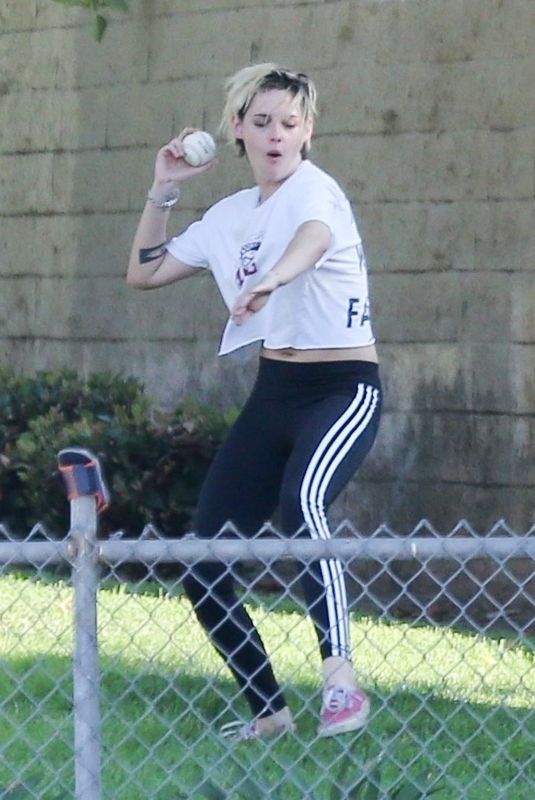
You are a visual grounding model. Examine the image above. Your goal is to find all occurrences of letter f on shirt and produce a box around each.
[347,297,370,328]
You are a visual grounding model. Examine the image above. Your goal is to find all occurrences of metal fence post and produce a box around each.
[58,446,109,800]
[70,495,102,800]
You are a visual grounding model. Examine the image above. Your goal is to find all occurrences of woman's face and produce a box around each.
[233,89,313,197]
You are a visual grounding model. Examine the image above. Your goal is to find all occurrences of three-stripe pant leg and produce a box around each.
[279,383,382,661]
[182,398,288,717]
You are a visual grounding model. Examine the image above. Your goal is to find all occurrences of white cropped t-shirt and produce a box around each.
[166,160,375,356]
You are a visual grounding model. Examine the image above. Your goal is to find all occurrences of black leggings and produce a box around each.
[183,357,382,717]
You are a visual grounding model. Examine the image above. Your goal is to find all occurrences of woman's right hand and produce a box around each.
[153,128,217,186]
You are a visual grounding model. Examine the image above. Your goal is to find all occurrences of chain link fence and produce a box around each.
[1,485,535,799]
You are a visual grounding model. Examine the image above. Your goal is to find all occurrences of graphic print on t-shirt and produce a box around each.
[235,239,261,288]
[346,297,371,328]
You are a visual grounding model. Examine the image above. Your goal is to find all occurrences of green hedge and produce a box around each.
[51,0,130,42]
[0,368,234,538]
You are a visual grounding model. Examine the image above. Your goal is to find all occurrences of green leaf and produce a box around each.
[196,781,226,800]
[331,750,383,800]
[363,780,380,800]
[236,778,269,798]
[423,784,445,799]
[391,785,418,800]
[332,761,349,799]
[348,776,369,799]
[93,13,107,41]
[104,0,129,11]
[390,774,444,800]
[340,773,379,800]
[51,0,90,7]
[354,766,382,799]
[0,780,52,799]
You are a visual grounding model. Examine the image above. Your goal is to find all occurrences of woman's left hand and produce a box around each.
[231,273,280,325]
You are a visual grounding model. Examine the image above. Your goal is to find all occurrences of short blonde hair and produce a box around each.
[219,63,318,157]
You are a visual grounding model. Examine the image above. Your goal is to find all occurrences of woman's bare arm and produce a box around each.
[126,130,216,289]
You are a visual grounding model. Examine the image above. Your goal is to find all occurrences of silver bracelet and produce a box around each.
[147,186,180,209]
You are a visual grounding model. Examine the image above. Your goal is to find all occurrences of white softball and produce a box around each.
[182,131,216,167]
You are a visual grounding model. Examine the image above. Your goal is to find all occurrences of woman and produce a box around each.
[127,63,382,741]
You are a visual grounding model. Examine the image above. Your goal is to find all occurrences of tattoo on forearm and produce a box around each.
[139,242,167,264]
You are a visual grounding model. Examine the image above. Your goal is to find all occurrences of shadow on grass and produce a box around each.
[2,652,535,799]
[3,569,535,798]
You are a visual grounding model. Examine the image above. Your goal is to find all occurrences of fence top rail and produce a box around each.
[0,541,71,565]
[1,536,535,566]
[2,536,535,567]
[97,536,535,564]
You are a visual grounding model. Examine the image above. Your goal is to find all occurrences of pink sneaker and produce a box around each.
[318,685,370,737]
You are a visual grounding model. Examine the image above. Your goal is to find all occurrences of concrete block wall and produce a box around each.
[0,0,533,532]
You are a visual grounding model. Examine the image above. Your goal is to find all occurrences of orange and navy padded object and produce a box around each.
[57,448,110,514]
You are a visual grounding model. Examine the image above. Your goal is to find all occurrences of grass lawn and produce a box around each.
[1,569,535,798]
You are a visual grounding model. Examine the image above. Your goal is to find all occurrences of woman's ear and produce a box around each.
[232,114,243,139]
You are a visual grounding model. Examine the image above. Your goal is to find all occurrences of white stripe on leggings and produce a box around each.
[299,384,380,658]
